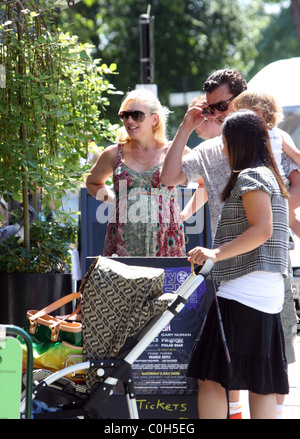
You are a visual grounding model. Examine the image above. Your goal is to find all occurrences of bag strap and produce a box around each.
[29,292,81,322]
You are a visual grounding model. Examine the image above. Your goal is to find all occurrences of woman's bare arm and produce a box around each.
[85,145,118,203]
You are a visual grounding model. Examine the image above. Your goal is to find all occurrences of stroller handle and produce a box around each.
[194,258,214,277]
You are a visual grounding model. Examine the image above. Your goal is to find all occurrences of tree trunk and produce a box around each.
[291,0,300,46]
[22,170,30,250]
[17,4,30,250]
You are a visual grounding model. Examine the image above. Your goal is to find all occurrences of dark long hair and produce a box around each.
[221,110,289,201]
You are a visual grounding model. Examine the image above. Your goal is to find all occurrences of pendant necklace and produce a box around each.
[131,141,158,167]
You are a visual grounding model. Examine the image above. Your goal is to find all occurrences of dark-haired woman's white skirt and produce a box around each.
[186,297,289,395]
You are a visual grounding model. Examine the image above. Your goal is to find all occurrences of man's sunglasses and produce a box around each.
[118,110,153,122]
[202,95,236,115]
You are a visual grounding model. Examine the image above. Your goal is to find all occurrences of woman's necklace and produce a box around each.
[131,141,159,167]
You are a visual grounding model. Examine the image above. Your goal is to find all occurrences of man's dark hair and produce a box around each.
[203,69,247,96]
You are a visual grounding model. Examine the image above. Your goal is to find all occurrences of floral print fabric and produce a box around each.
[104,144,186,257]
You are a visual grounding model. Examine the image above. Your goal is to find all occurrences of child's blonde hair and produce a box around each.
[234,90,284,128]
[116,89,170,144]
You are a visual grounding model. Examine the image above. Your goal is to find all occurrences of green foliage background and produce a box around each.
[58,0,299,134]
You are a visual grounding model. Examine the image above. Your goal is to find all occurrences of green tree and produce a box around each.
[58,0,299,130]
[247,1,299,79]
[0,0,118,254]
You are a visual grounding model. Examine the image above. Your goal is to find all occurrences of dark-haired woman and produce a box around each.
[187,110,290,419]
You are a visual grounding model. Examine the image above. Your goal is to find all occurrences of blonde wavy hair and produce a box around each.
[116,89,170,144]
[234,90,284,128]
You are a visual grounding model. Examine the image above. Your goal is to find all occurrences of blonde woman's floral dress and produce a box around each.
[104,144,186,257]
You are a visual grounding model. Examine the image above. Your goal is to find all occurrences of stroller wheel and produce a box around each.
[21,369,91,419]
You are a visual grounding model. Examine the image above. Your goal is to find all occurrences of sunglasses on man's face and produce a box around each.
[118,110,153,122]
[202,95,236,115]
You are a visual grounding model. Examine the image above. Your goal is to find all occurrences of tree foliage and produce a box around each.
[248,1,299,78]
[0,1,118,208]
[0,0,119,256]
[57,0,298,131]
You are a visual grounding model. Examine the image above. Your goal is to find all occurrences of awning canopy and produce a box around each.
[248,57,300,109]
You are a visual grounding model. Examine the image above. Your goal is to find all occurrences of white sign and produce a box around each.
[136,84,158,97]
[0,65,5,88]
[169,91,202,107]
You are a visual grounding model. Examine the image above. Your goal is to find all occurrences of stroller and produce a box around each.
[21,256,213,419]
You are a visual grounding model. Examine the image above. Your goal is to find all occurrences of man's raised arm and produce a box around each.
[160,105,205,186]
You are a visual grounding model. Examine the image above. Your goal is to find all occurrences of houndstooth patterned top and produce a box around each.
[212,166,289,282]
